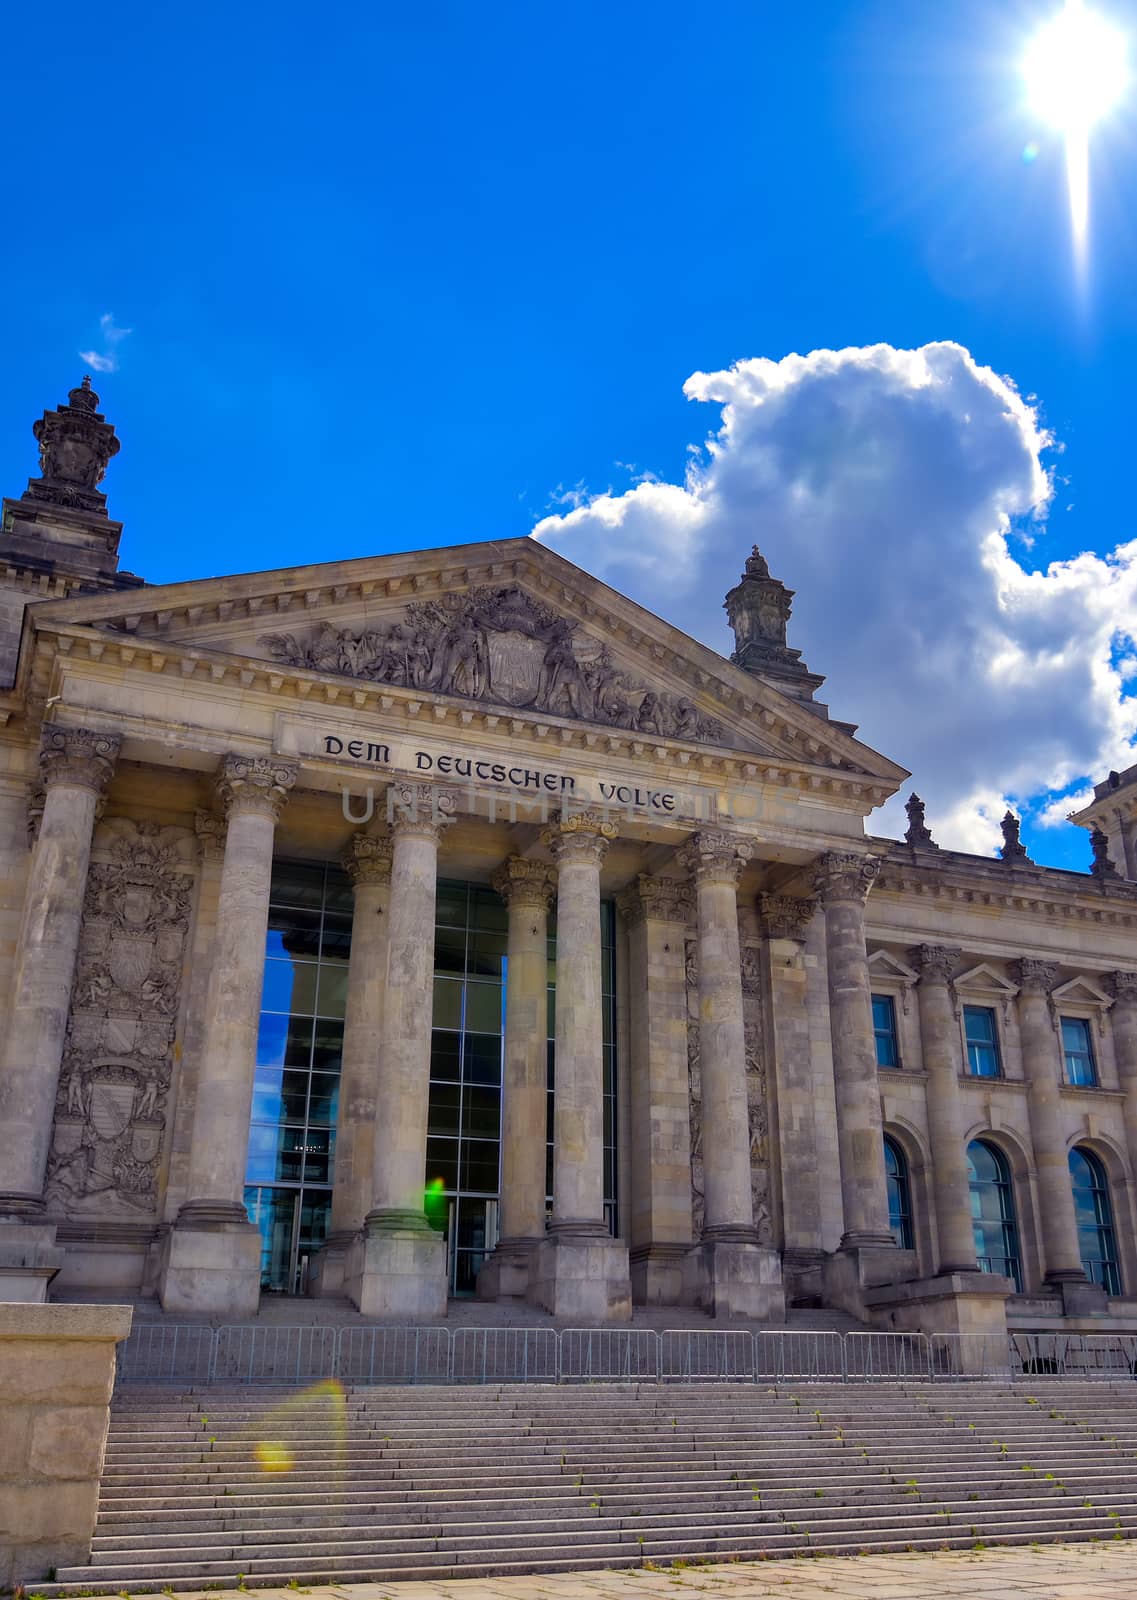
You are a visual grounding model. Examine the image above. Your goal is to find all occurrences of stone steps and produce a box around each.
[41,1381,1137,1593]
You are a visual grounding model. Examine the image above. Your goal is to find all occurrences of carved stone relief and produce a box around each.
[261,583,727,743]
[44,818,195,1218]
[685,934,773,1244]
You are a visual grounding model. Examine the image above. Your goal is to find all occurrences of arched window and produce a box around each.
[967,1139,1022,1292]
[884,1135,914,1251]
[1069,1147,1121,1296]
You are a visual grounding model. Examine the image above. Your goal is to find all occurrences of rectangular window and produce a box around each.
[1061,1016,1097,1087]
[872,993,900,1068]
[964,1005,1001,1077]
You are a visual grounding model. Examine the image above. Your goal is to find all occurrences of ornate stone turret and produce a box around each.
[723,546,824,703]
[903,793,938,850]
[0,377,143,688]
[998,809,1032,864]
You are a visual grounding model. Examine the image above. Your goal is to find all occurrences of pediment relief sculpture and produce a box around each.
[260,583,728,744]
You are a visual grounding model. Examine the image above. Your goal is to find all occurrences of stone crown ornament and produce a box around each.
[27,376,121,516]
[261,583,726,744]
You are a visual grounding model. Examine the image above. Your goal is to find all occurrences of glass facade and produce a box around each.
[242,863,622,1297]
[963,1005,1001,1077]
[872,994,900,1068]
[244,861,352,1292]
[1061,1016,1097,1087]
[968,1138,1022,1290]
[1069,1146,1121,1295]
[883,1135,913,1249]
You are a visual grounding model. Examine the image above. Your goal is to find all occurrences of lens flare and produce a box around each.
[255,1440,295,1473]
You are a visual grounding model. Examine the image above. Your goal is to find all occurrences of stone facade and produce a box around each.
[1,384,1137,1335]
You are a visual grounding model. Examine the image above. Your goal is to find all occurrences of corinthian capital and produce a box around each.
[758,893,816,943]
[388,782,459,842]
[617,873,692,927]
[344,832,393,886]
[1010,957,1058,996]
[39,724,121,795]
[493,855,556,910]
[541,810,617,867]
[812,851,880,906]
[1106,970,1137,1006]
[909,943,961,986]
[216,754,299,821]
[677,829,754,887]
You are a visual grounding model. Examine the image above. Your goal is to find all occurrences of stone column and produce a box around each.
[618,873,693,1306]
[679,830,784,1320]
[910,944,979,1273]
[813,852,894,1250]
[530,812,631,1321]
[350,785,452,1319]
[1011,958,1098,1306]
[1106,971,1137,1191]
[0,726,120,1300]
[158,753,298,1317]
[315,832,392,1299]
[760,893,825,1302]
[477,856,556,1301]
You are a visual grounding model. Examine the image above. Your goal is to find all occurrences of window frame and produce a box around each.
[883,1135,914,1250]
[871,992,902,1070]
[962,1003,1003,1079]
[1069,1145,1122,1296]
[1060,1014,1098,1088]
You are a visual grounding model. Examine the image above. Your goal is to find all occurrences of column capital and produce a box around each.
[909,943,962,986]
[678,829,754,887]
[194,810,226,863]
[1106,970,1137,1005]
[1010,956,1058,996]
[388,782,459,842]
[39,724,121,795]
[758,892,815,942]
[541,809,617,867]
[812,850,880,906]
[617,872,692,927]
[344,832,393,886]
[216,754,298,821]
[493,855,556,910]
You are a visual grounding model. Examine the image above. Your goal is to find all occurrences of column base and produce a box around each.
[822,1243,918,1322]
[630,1243,690,1307]
[529,1227,632,1322]
[0,1219,64,1302]
[682,1235,785,1322]
[347,1214,447,1320]
[782,1247,827,1307]
[864,1270,1013,1340]
[308,1232,352,1299]
[1047,1273,1110,1316]
[157,1206,262,1318]
[477,1236,541,1301]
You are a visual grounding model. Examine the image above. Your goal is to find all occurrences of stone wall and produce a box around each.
[0,1303,132,1587]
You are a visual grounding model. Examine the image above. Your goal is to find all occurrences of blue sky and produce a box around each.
[3,0,1136,867]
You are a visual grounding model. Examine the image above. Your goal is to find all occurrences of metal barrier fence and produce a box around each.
[115,1324,1137,1386]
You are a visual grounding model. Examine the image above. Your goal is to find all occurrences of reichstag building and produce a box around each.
[2,376,1136,1341]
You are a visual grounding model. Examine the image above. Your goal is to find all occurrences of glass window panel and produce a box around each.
[430,1031,461,1081]
[315,964,348,1019]
[302,1129,333,1184]
[464,1034,502,1085]
[277,1126,306,1182]
[322,868,354,915]
[255,1013,314,1069]
[462,1084,502,1139]
[963,1006,1001,1077]
[432,977,463,1031]
[465,981,504,1034]
[311,1020,344,1074]
[428,1082,462,1137]
[319,915,353,964]
[872,994,900,1068]
[469,931,507,977]
[460,1139,501,1192]
[306,1074,340,1125]
[456,1197,489,1250]
[261,958,319,1017]
[1061,1017,1097,1087]
[547,986,556,1037]
[435,883,469,928]
[425,1137,459,1190]
[434,927,467,974]
[967,1140,1022,1290]
[601,946,614,995]
[246,1123,285,1183]
[265,907,322,961]
[270,861,326,910]
[251,1068,285,1124]
[547,1041,555,1089]
[1069,1147,1121,1294]
[884,1137,914,1249]
[470,891,507,932]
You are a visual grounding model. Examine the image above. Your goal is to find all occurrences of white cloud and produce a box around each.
[78,312,132,375]
[533,342,1137,856]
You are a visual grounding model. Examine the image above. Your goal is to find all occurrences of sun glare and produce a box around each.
[1022,1,1128,257]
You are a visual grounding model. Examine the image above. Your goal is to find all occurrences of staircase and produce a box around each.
[46,1381,1137,1592]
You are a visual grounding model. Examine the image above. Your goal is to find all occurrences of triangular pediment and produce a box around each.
[954,963,1019,998]
[867,950,918,986]
[26,536,906,781]
[1051,976,1112,1008]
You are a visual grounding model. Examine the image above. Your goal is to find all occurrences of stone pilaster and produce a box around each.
[314,833,392,1299]
[760,893,825,1301]
[618,874,693,1306]
[1106,971,1137,1201]
[910,944,978,1273]
[679,831,784,1320]
[0,726,120,1300]
[349,786,454,1319]
[158,754,298,1317]
[477,856,556,1301]
[529,812,631,1321]
[1011,957,1100,1306]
